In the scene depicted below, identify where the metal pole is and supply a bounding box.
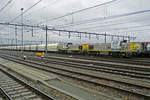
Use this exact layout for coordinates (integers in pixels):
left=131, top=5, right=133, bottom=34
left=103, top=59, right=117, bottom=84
left=89, top=34, right=91, bottom=40
left=111, top=36, right=114, bottom=41
left=21, top=8, right=24, bottom=53
left=32, top=26, right=34, bottom=37
left=15, top=25, right=17, bottom=49
left=11, top=39, right=13, bottom=49
left=80, top=33, right=81, bottom=39
left=117, top=36, right=119, bottom=40
left=59, top=31, right=60, bottom=36
left=45, top=25, right=48, bottom=54
left=104, top=32, right=107, bottom=43
left=123, top=36, right=124, bottom=41
left=0, top=38, right=1, bottom=46
left=68, top=32, right=71, bottom=38
left=128, top=36, right=130, bottom=42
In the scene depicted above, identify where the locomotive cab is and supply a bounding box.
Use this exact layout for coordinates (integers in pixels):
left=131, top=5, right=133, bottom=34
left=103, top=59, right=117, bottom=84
left=81, top=44, right=88, bottom=54
left=111, top=40, right=130, bottom=57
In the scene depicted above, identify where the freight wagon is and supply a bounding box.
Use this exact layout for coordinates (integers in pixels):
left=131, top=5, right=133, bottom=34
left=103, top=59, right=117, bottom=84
left=0, top=41, right=150, bottom=57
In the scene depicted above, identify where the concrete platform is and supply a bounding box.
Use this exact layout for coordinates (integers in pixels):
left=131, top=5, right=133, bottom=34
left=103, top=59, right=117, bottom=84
left=0, top=57, right=121, bottom=100
left=46, top=79, right=118, bottom=100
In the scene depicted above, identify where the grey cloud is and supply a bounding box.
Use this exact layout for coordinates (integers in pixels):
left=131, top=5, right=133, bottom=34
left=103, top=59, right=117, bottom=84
left=0, top=0, right=150, bottom=44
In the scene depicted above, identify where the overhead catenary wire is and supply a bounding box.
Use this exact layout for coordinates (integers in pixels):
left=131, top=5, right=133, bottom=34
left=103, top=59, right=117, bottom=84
left=75, top=18, right=150, bottom=31
left=0, top=17, right=147, bottom=40
left=0, top=0, right=14, bottom=13
left=1, top=0, right=145, bottom=43
left=81, top=23, right=150, bottom=33
left=24, top=0, right=60, bottom=18
left=54, top=9, right=150, bottom=29
left=118, top=28, right=150, bottom=33
left=37, top=0, right=118, bottom=25
left=0, top=0, right=43, bottom=32
left=0, top=22, right=136, bottom=40
left=9, top=0, right=43, bottom=23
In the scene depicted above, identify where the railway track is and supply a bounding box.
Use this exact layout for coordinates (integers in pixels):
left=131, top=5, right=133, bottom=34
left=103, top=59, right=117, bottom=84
left=73, top=56, right=150, bottom=66
left=28, top=51, right=150, bottom=66
left=5, top=50, right=150, bottom=66
left=2, top=51, right=150, bottom=80
left=46, top=53, right=150, bottom=66
left=0, top=66, right=54, bottom=100
left=0, top=54, right=150, bottom=100
left=0, top=85, right=12, bottom=100
left=26, top=55, right=150, bottom=80
left=10, top=52, right=150, bottom=80
left=1, top=50, right=150, bottom=66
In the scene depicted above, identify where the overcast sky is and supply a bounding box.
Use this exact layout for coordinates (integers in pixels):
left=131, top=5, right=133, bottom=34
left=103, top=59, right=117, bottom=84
left=0, top=0, right=150, bottom=44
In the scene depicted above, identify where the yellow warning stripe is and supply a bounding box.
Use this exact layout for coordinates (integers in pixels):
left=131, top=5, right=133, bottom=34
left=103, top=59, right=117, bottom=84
left=67, top=49, right=80, bottom=51
left=88, top=50, right=111, bottom=52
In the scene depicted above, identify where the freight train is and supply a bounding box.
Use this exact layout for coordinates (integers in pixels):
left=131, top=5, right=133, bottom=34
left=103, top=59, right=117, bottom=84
left=0, top=41, right=150, bottom=57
